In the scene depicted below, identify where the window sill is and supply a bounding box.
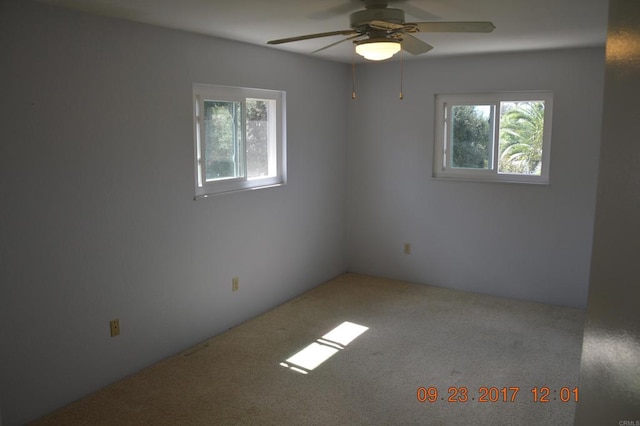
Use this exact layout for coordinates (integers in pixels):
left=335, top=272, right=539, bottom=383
left=194, top=182, right=286, bottom=200
left=432, top=174, right=549, bottom=185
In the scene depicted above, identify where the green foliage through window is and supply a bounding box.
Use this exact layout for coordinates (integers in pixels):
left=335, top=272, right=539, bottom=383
left=451, top=105, right=492, bottom=169
left=246, top=99, right=271, bottom=179
left=204, top=101, right=242, bottom=181
left=498, top=101, right=545, bottom=175
left=434, top=92, right=552, bottom=184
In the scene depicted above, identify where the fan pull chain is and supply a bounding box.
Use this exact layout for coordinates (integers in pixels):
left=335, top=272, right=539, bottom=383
left=352, top=48, right=357, bottom=100
left=399, top=48, right=404, bottom=100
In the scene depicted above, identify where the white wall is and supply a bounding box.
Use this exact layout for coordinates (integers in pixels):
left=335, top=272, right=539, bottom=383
left=347, top=48, right=605, bottom=308
left=0, top=1, right=348, bottom=424
left=575, top=0, right=640, bottom=422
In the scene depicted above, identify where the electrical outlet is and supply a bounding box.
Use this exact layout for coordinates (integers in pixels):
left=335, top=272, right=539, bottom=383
left=404, top=243, right=411, bottom=255
left=109, top=319, right=120, bottom=337
left=232, top=277, right=239, bottom=292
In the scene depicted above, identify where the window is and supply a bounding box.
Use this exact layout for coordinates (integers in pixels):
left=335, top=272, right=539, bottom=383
left=193, top=83, right=286, bottom=197
left=433, top=91, right=553, bottom=184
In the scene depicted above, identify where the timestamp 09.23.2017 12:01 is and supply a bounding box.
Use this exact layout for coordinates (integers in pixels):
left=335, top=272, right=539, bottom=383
left=416, top=386, right=579, bottom=403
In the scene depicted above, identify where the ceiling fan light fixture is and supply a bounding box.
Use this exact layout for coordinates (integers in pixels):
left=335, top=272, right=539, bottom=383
left=355, top=38, right=401, bottom=61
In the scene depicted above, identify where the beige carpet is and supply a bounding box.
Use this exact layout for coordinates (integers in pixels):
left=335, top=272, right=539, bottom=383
left=32, top=273, right=585, bottom=425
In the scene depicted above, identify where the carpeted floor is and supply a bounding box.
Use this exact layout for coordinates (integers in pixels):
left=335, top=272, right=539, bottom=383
left=32, top=273, right=585, bottom=425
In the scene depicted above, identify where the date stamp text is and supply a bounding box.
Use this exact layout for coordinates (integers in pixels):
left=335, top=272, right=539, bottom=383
left=416, top=386, right=579, bottom=403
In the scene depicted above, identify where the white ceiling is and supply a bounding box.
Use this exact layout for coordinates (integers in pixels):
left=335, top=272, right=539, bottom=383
left=37, top=0, right=609, bottom=63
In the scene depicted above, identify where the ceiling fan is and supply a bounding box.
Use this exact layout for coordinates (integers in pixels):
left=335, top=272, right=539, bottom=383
left=267, top=0, right=495, bottom=61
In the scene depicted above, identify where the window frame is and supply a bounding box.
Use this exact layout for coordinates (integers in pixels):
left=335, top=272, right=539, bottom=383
left=193, top=83, right=286, bottom=198
left=433, top=91, right=553, bottom=184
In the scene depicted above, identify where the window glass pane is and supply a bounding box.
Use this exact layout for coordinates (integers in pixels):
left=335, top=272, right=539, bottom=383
left=203, top=100, right=243, bottom=181
left=498, top=101, right=545, bottom=176
left=246, top=98, right=276, bottom=179
left=450, top=105, right=493, bottom=169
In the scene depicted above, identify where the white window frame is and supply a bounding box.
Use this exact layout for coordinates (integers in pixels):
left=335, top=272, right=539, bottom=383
left=193, top=83, right=286, bottom=198
left=433, top=91, right=553, bottom=184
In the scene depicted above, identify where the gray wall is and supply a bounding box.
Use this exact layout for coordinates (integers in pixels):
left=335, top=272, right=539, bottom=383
left=347, top=48, right=605, bottom=308
left=575, top=0, right=640, bottom=423
left=0, top=1, right=348, bottom=424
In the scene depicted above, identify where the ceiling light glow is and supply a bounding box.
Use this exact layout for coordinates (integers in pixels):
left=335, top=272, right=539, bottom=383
left=356, top=39, right=401, bottom=61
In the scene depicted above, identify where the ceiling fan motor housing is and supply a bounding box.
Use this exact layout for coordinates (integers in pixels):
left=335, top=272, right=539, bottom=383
left=350, top=8, right=405, bottom=29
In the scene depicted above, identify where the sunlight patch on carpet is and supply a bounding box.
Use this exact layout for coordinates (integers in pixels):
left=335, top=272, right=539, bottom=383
left=280, top=321, right=369, bottom=374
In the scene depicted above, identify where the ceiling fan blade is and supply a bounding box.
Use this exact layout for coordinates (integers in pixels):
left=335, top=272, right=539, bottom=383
left=268, top=30, right=358, bottom=45
left=312, top=34, right=364, bottom=54
left=401, top=33, right=434, bottom=55
left=369, top=20, right=405, bottom=31
left=411, top=21, right=496, bottom=33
